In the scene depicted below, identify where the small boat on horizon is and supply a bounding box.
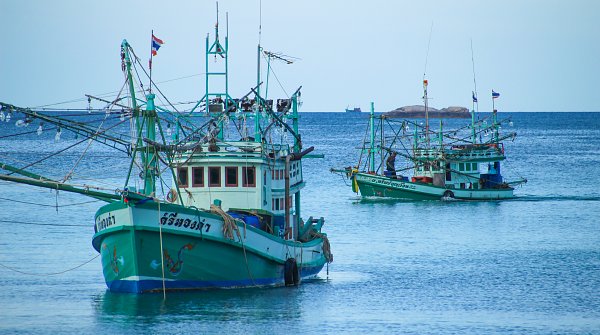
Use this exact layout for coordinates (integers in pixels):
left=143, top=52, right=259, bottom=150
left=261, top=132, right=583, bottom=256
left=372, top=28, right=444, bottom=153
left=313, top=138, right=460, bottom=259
left=345, top=106, right=361, bottom=113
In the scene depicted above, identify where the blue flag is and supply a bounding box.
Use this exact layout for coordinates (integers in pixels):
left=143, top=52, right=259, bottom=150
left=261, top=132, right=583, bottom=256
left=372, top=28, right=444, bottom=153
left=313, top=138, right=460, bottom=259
left=492, top=90, right=500, bottom=99
left=472, top=91, right=478, bottom=103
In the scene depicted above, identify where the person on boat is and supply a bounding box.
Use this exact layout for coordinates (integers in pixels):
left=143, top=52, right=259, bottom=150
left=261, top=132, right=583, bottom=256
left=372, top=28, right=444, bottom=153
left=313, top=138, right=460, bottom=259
left=385, top=152, right=397, bottom=178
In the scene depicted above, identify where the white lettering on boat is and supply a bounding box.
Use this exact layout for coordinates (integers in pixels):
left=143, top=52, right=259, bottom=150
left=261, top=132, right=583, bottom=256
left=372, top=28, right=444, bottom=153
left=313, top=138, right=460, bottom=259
left=362, top=176, right=417, bottom=190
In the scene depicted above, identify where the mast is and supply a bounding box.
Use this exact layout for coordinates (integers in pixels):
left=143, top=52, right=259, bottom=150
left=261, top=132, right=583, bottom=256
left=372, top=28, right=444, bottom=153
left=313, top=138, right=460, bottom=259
left=122, top=39, right=157, bottom=196
left=291, top=88, right=301, bottom=153
left=369, top=102, right=375, bottom=172
left=423, top=79, right=430, bottom=147
left=144, top=93, right=157, bottom=196
left=255, top=0, right=262, bottom=142
left=492, top=90, right=499, bottom=142
left=471, top=95, right=476, bottom=143
left=470, top=39, right=478, bottom=144
left=204, top=3, right=230, bottom=140
left=421, top=22, right=433, bottom=149
left=439, top=119, right=443, bottom=147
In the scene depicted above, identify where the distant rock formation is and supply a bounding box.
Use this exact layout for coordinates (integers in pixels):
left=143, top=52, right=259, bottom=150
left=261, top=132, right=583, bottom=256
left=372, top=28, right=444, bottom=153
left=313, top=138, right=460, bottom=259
left=385, top=105, right=470, bottom=118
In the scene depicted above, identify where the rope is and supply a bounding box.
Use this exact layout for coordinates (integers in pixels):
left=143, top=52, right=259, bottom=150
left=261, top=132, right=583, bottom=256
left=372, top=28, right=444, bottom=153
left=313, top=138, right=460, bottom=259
left=0, top=254, right=99, bottom=276
left=210, top=204, right=244, bottom=240
left=311, top=232, right=333, bottom=263
left=158, top=201, right=166, bottom=299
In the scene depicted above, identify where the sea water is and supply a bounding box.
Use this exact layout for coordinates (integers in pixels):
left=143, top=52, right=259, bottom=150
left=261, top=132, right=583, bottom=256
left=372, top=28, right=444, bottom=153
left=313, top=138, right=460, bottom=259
left=0, top=112, right=599, bottom=334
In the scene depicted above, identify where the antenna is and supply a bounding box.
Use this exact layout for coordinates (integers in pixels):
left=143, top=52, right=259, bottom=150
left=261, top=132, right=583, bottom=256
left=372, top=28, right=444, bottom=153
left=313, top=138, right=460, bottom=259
left=258, top=0, right=262, bottom=45
left=470, top=39, right=478, bottom=113
left=423, top=22, right=434, bottom=80
left=422, top=22, right=433, bottom=148
left=470, top=39, right=479, bottom=143
left=264, top=51, right=298, bottom=64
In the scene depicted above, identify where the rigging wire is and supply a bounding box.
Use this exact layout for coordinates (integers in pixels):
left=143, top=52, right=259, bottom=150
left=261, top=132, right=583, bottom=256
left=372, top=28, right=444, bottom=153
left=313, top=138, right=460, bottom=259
left=261, top=52, right=290, bottom=98
left=63, top=83, right=128, bottom=182
left=5, top=116, right=131, bottom=179
left=0, top=253, right=99, bottom=276
left=30, top=73, right=203, bottom=110
left=0, top=197, right=100, bottom=208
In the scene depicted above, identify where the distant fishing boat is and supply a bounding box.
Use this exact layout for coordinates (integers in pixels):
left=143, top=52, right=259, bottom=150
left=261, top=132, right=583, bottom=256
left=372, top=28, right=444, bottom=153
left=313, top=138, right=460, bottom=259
left=345, top=106, right=361, bottom=113
left=332, top=80, right=527, bottom=200
left=0, top=10, right=331, bottom=293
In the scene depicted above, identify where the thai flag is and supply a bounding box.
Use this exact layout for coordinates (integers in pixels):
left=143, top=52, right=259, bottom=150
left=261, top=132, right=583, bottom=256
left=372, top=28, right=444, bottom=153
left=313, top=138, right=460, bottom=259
left=151, top=34, right=164, bottom=56
left=492, top=90, right=500, bottom=99
left=472, top=91, right=478, bottom=103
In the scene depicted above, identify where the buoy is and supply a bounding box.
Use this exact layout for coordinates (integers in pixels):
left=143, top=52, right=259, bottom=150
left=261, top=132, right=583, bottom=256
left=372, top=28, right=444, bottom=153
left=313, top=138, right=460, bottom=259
left=166, top=188, right=178, bottom=203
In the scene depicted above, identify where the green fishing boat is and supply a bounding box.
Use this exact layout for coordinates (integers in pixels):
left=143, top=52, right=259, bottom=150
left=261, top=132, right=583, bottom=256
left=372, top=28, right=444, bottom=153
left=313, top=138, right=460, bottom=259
left=333, top=80, right=527, bottom=200
left=0, top=12, right=331, bottom=293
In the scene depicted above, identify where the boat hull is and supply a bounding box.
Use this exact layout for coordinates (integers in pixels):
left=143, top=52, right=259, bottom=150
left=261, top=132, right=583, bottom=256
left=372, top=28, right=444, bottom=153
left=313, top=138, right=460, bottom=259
left=354, top=173, right=514, bottom=200
left=92, top=202, right=328, bottom=293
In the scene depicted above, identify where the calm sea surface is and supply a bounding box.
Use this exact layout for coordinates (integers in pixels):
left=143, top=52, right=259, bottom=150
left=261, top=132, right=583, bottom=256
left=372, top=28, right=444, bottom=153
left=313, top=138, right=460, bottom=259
left=0, top=112, right=599, bottom=334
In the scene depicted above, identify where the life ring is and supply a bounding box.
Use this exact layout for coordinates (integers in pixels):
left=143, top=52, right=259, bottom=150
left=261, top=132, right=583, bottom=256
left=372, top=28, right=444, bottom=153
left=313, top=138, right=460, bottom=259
left=166, top=188, right=178, bottom=203
left=284, top=258, right=299, bottom=286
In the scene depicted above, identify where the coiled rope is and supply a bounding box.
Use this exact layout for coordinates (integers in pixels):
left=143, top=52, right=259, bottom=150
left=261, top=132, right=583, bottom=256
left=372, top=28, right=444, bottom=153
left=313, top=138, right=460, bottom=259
left=309, top=231, right=333, bottom=263
left=210, top=204, right=245, bottom=240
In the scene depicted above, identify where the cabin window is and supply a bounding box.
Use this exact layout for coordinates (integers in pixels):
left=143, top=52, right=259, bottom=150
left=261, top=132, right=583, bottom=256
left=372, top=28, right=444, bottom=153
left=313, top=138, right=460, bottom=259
left=177, top=167, right=188, bottom=188
left=472, top=163, right=478, bottom=171
left=225, top=167, right=238, bottom=187
left=275, top=198, right=280, bottom=211
left=466, top=163, right=471, bottom=171
left=208, top=167, right=221, bottom=187
left=242, top=167, right=256, bottom=187
left=192, top=167, right=204, bottom=187
left=459, top=163, right=465, bottom=171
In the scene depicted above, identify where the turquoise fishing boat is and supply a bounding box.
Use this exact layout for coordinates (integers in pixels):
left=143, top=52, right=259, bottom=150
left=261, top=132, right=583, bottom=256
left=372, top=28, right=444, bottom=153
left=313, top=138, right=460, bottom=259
left=0, top=13, right=331, bottom=293
left=333, top=80, right=527, bottom=200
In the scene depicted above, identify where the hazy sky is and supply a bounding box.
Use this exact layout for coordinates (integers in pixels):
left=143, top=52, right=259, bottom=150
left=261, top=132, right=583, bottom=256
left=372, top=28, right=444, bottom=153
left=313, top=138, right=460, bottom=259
left=1, top=0, right=599, bottom=112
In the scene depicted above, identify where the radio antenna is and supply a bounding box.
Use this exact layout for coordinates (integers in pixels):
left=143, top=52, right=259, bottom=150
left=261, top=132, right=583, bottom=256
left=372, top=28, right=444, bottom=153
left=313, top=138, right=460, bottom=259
left=423, top=22, right=434, bottom=80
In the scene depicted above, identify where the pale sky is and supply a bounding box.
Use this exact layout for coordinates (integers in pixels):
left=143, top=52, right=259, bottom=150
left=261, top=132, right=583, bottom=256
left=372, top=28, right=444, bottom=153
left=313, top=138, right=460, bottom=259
left=1, top=0, right=599, bottom=112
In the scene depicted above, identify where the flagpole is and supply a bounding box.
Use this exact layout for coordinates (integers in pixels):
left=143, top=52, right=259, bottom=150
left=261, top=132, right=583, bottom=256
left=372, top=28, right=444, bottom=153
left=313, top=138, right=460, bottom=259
left=492, top=90, right=497, bottom=142
left=149, top=30, right=153, bottom=94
